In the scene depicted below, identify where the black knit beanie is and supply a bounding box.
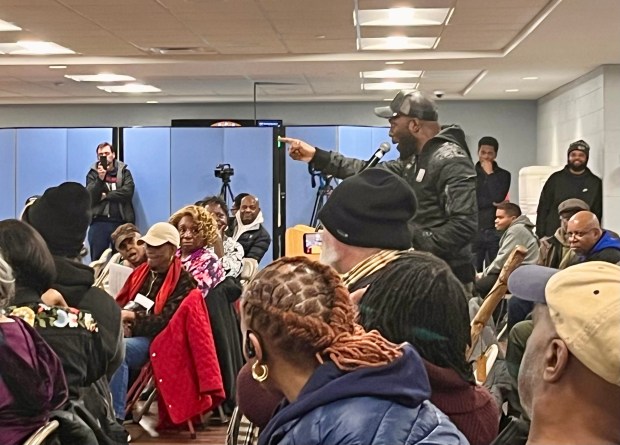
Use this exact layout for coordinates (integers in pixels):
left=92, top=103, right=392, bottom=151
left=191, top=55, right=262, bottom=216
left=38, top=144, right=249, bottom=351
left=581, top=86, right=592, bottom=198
left=567, top=139, right=590, bottom=159
left=318, top=168, right=417, bottom=250
left=26, top=182, right=92, bottom=258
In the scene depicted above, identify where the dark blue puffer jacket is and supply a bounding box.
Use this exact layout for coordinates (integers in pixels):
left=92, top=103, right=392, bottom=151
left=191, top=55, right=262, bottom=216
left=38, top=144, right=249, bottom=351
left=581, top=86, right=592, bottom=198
left=259, top=345, right=469, bottom=445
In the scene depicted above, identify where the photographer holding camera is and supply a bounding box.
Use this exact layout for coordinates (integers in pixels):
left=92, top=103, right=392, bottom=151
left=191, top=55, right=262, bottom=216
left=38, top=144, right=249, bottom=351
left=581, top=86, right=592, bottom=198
left=86, top=142, right=136, bottom=261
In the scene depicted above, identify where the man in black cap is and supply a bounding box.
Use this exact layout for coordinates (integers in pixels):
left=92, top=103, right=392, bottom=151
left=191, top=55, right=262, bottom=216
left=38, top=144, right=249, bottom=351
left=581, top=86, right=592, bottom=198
left=536, top=140, right=602, bottom=238
left=281, top=90, right=477, bottom=285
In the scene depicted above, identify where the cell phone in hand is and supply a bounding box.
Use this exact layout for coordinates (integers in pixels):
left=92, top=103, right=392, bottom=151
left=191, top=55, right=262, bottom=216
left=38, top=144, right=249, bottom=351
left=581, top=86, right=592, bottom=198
left=99, top=155, right=108, bottom=170
left=303, top=232, right=322, bottom=254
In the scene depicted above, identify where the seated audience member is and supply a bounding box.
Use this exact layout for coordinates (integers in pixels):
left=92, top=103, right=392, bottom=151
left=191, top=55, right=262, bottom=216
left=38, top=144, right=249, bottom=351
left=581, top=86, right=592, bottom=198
left=231, top=194, right=271, bottom=263
left=567, top=210, right=620, bottom=264
left=475, top=202, right=539, bottom=297
left=23, top=182, right=123, bottom=377
left=359, top=253, right=499, bottom=445
left=169, top=205, right=224, bottom=295
left=200, top=196, right=244, bottom=278
left=0, top=220, right=103, bottom=396
left=171, top=204, right=243, bottom=414
left=508, top=262, right=620, bottom=445
left=538, top=198, right=589, bottom=268
left=241, top=256, right=468, bottom=445
left=0, top=252, right=68, bottom=445
left=94, top=223, right=146, bottom=291
left=111, top=222, right=197, bottom=421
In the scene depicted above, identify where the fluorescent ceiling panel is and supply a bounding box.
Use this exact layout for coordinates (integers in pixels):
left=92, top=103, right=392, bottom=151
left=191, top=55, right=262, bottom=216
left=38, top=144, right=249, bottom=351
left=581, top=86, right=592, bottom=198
left=65, top=74, right=136, bottom=82
left=356, top=8, right=450, bottom=27
left=361, top=69, right=423, bottom=79
left=0, top=19, right=21, bottom=31
left=362, top=81, right=418, bottom=90
left=0, top=41, right=75, bottom=55
left=97, top=84, right=161, bottom=93
left=359, top=37, right=436, bottom=50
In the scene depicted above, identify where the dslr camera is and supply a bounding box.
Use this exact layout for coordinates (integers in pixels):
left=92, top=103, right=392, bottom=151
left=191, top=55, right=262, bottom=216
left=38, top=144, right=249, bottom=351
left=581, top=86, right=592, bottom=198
left=214, top=163, right=234, bottom=181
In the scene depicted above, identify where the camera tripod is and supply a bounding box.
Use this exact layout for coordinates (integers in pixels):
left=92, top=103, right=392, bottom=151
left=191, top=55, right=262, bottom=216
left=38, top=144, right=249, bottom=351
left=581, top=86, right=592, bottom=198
left=219, top=178, right=235, bottom=207
left=309, top=174, right=335, bottom=229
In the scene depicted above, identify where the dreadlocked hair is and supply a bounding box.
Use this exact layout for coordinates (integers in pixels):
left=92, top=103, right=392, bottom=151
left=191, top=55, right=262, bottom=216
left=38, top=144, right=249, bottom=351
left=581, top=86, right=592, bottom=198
left=357, top=251, right=474, bottom=383
left=242, top=256, right=402, bottom=372
left=169, top=205, right=219, bottom=247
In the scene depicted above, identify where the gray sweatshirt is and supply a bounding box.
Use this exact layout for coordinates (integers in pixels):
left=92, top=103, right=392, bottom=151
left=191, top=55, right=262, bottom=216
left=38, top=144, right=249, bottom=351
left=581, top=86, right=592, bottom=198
left=483, top=215, right=539, bottom=276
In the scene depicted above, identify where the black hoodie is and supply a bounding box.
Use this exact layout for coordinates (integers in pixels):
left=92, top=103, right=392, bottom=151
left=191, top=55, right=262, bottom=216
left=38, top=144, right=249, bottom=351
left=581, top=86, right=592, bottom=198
left=312, top=125, right=477, bottom=283
left=51, top=256, right=123, bottom=378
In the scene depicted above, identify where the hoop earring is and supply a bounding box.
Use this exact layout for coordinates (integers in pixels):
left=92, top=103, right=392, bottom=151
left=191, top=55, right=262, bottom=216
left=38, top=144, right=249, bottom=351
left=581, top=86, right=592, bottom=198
left=251, top=361, right=269, bottom=383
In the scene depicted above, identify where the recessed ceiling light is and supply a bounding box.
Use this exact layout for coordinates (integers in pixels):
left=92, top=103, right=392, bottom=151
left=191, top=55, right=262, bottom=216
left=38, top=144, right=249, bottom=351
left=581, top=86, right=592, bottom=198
left=13, top=41, right=75, bottom=55
left=97, top=83, right=161, bottom=93
left=360, top=36, right=437, bottom=50
left=65, top=74, right=136, bottom=82
left=361, top=69, right=423, bottom=79
left=385, top=61, right=404, bottom=65
left=362, top=81, right=418, bottom=90
left=505, top=89, right=520, bottom=93
left=522, top=76, right=539, bottom=80
left=356, top=8, right=450, bottom=26
left=0, top=19, right=21, bottom=32
left=315, top=35, right=326, bottom=39
left=146, top=100, right=159, bottom=104
left=49, top=65, right=67, bottom=69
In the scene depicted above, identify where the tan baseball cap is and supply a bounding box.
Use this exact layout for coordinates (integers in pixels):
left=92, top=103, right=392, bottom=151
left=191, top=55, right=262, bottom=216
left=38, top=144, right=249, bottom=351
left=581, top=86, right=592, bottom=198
left=509, top=262, right=620, bottom=386
left=138, top=222, right=180, bottom=248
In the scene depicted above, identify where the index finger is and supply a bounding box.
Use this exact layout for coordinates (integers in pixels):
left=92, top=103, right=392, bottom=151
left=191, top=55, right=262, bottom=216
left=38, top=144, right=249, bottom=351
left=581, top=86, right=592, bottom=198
left=278, top=137, right=296, bottom=145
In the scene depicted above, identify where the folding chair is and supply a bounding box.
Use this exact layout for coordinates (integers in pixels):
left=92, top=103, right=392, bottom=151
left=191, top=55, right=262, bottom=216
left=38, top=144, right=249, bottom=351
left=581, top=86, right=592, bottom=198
left=226, top=406, right=259, bottom=445
left=125, top=362, right=198, bottom=439
left=469, top=245, right=528, bottom=383
left=22, top=420, right=60, bottom=445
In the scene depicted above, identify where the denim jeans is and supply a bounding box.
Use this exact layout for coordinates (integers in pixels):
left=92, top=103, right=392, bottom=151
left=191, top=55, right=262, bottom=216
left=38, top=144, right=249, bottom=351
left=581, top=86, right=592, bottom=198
left=108, top=336, right=151, bottom=420
left=474, top=228, right=501, bottom=272
left=88, top=220, right=123, bottom=261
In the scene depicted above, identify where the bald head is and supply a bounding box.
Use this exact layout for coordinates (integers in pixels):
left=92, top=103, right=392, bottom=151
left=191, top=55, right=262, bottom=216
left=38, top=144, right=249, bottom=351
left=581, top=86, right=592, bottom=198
left=240, top=195, right=260, bottom=225
left=567, top=211, right=602, bottom=255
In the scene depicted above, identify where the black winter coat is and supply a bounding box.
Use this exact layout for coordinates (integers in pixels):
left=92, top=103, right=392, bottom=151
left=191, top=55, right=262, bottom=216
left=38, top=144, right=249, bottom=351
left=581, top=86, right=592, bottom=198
left=312, top=126, right=478, bottom=281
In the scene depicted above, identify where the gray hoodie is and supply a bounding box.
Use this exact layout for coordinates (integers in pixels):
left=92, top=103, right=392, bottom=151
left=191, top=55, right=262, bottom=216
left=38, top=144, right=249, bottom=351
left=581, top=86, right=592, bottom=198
left=483, top=215, right=539, bottom=276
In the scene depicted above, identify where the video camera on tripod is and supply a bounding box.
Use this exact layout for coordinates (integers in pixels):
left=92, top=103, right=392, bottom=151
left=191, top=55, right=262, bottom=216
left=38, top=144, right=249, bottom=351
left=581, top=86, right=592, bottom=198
left=214, top=163, right=234, bottom=182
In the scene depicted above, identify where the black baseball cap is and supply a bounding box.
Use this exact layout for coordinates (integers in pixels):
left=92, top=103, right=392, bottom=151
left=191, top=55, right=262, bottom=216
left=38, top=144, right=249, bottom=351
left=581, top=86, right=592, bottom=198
left=374, top=90, right=438, bottom=121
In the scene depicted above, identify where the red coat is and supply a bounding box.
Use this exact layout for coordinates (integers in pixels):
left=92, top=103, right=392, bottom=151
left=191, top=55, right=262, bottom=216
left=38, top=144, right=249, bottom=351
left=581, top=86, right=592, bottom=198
left=150, top=289, right=225, bottom=425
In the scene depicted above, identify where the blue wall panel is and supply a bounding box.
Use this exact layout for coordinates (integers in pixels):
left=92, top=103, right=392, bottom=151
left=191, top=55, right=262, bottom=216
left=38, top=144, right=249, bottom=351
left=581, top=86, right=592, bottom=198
left=123, top=128, right=171, bottom=232
left=67, top=128, right=114, bottom=183
left=284, top=127, right=338, bottom=229
left=15, top=129, right=68, bottom=211
left=170, top=128, right=225, bottom=212
left=0, top=130, right=16, bottom=219
left=223, top=128, right=274, bottom=265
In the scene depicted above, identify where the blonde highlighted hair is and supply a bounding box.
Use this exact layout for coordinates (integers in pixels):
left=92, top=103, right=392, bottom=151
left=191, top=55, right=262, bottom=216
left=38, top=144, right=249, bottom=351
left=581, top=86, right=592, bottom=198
left=169, top=205, right=219, bottom=247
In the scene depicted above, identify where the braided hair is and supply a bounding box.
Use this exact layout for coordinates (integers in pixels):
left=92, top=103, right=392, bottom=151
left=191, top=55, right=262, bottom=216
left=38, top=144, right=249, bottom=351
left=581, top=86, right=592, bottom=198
left=242, top=256, right=402, bottom=371
left=357, top=251, right=474, bottom=382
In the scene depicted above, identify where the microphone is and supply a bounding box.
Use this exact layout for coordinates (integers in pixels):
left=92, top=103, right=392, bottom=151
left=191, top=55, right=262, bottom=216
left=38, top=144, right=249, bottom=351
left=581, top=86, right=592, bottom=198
left=361, top=142, right=391, bottom=171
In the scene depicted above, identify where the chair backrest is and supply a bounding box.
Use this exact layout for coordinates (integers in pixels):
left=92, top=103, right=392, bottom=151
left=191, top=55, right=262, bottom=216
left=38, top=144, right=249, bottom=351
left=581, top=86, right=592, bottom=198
left=22, top=420, right=60, bottom=445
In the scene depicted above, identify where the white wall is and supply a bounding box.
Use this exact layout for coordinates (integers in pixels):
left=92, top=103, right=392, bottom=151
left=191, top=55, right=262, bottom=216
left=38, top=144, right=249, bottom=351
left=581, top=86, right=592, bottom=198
left=537, top=65, right=620, bottom=232
left=0, top=100, right=537, bottom=203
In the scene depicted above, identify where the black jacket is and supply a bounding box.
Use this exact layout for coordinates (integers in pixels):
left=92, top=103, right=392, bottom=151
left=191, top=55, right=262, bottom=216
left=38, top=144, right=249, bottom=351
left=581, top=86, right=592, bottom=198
left=536, top=166, right=602, bottom=238
left=312, top=126, right=478, bottom=281
left=86, top=160, right=135, bottom=223
left=230, top=213, right=272, bottom=262
left=50, top=256, right=123, bottom=378
left=476, top=162, right=511, bottom=230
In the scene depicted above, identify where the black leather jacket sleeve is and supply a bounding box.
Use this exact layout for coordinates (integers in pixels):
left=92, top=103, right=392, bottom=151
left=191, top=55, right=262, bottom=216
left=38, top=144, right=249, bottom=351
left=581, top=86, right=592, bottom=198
left=411, top=158, right=478, bottom=258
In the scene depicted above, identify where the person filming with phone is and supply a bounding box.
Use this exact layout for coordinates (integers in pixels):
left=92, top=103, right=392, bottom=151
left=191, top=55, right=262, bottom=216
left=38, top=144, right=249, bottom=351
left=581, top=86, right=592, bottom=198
left=86, top=142, right=136, bottom=261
